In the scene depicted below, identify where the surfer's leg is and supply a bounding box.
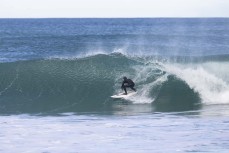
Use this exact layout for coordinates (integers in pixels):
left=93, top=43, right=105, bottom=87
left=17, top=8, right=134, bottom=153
left=130, top=85, right=136, bottom=92
left=130, top=87, right=136, bottom=92
left=123, top=85, right=127, bottom=95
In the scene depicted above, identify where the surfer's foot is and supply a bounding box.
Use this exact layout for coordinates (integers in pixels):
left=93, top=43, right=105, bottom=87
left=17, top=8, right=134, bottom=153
left=123, top=93, right=127, bottom=95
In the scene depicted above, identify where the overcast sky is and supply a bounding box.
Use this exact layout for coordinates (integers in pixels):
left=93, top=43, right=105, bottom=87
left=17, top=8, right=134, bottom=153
left=0, top=0, right=229, bottom=18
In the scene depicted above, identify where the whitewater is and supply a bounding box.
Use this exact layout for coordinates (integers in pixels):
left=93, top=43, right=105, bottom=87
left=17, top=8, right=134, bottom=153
left=0, top=18, right=229, bottom=152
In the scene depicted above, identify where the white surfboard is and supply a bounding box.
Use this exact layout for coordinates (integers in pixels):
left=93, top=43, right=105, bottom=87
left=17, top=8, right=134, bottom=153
left=111, top=91, right=137, bottom=99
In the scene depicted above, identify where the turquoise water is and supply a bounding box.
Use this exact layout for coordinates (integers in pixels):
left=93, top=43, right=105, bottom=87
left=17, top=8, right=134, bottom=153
left=0, top=18, right=229, bottom=152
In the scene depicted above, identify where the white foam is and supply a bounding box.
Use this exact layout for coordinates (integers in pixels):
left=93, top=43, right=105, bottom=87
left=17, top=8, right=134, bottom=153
left=112, top=48, right=128, bottom=56
left=47, top=49, right=108, bottom=60
left=163, top=62, right=229, bottom=104
left=80, top=49, right=107, bottom=57
left=129, top=74, right=168, bottom=104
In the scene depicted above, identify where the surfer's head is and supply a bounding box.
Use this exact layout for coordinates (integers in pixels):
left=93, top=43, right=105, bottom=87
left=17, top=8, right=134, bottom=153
left=123, top=76, right=127, bottom=80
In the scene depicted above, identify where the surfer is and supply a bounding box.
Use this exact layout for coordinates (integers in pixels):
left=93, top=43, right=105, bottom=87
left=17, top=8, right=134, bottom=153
left=121, top=77, right=136, bottom=95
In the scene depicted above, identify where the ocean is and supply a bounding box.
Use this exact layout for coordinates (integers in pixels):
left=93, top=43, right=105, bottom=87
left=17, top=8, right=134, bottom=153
left=0, top=18, right=229, bottom=152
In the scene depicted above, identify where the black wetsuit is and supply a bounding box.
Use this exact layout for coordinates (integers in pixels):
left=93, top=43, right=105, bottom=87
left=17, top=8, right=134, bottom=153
left=121, top=78, right=136, bottom=94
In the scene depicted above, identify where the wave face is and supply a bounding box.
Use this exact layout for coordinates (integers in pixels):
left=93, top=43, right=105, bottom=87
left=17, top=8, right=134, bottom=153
left=0, top=54, right=139, bottom=113
left=1, top=53, right=229, bottom=114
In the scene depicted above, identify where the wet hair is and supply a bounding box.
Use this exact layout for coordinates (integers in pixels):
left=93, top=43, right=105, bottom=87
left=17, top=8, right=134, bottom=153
left=123, top=76, right=127, bottom=80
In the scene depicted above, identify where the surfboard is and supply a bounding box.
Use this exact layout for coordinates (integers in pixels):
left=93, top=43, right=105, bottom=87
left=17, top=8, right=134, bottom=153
left=111, top=91, right=137, bottom=99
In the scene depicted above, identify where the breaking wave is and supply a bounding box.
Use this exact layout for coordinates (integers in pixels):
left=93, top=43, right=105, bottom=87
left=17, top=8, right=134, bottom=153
left=0, top=53, right=229, bottom=114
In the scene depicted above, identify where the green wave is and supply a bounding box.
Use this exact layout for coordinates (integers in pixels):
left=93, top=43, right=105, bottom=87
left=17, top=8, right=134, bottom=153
left=4, top=53, right=228, bottom=114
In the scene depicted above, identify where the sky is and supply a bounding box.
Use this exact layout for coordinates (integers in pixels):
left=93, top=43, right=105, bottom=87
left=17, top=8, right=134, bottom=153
left=0, top=0, right=229, bottom=18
